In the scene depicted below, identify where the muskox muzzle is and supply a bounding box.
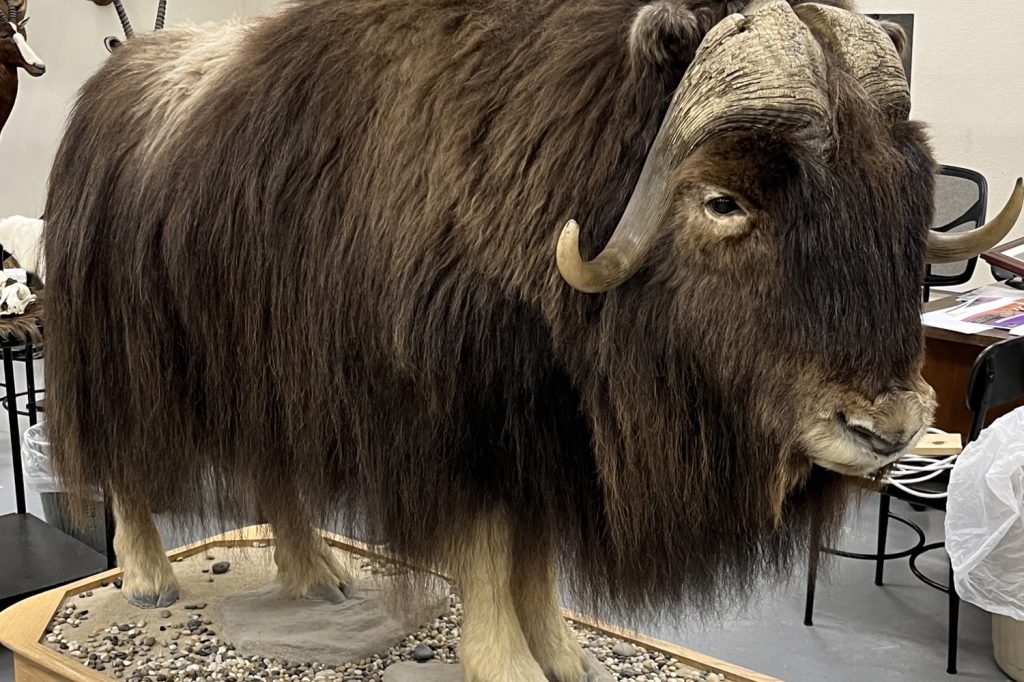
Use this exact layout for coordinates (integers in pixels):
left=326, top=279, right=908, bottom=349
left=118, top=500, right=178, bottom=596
left=804, top=378, right=937, bottom=476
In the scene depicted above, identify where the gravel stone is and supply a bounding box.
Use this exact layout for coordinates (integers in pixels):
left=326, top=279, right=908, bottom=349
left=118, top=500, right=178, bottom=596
left=612, top=642, right=637, bottom=658
left=411, top=643, right=434, bottom=662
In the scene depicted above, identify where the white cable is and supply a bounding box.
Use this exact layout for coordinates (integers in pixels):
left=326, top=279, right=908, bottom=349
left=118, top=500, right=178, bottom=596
left=884, top=461, right=955, bottom=476
left=876, top=441, right=960, bottom=499
left=886, top=480, right=951, bottom=500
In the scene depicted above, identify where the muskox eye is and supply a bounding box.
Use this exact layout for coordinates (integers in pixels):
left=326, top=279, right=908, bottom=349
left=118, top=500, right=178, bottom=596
left=706, top=196, right=744, bottom=217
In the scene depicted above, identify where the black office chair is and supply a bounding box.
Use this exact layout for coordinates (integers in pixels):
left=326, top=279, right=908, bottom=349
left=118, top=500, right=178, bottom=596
left=804, top=335, right=1024, bottom=675
left=923, top=166, right=988, bottom=302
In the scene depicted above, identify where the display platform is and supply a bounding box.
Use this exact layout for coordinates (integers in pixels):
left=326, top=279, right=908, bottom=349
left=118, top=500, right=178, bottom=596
left=0, top=526, right=780, bottom=682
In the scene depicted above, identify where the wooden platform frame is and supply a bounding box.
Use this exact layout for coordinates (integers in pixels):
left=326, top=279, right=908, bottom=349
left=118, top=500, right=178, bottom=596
left=0, top=525, right=781, bottom=682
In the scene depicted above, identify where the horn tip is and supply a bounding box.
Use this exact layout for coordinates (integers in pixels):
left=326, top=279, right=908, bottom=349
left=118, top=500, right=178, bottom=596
left=556, top=219, right=594, bottom=293
left=557, top=219, right=582, bottom=261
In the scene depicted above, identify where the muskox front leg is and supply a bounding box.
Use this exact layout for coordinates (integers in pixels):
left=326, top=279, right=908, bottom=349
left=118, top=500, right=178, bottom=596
left=510, top=529, right=614, bottom=682
left=112, top=493, right=180, bottom=608
left=453, top=509, right=548, bottom=682
left=262, top=503, right=356, bottom=603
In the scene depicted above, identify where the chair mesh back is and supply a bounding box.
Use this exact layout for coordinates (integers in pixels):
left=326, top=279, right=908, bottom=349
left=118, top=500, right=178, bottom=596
left=927, top=167, right=987, bottom=286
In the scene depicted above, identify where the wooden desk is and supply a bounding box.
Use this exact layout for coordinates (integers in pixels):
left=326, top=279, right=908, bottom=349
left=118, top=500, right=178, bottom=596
left=923, top=290, right=1023, bottom=435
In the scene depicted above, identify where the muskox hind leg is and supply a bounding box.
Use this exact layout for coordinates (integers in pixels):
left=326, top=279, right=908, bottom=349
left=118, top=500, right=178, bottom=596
left=112, top=493, right=180, bottom=608
left=261, top=502, right=356, bottom=603
left=452, top=508, right=548, bottom=682
left=510, top=527, right=614, bottom=682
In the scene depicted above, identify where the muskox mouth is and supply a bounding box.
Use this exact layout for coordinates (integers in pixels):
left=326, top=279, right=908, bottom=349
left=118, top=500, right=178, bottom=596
left=835, top=411, right=911, bottom=458
left=798, top=381, right=935, bottom=478
left=804, top=413, right=926, bottom=478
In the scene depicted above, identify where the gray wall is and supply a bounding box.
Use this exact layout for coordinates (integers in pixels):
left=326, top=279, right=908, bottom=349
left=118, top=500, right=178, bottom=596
left=858, top=0, right=1024, bottom=288
left=0, top=0, right=280, bottom=217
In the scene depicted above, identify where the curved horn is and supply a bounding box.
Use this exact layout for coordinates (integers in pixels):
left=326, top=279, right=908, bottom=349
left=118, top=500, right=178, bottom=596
left=112, top=0, right=134, bottom=38
left=927, top=179, right=1024, bottom=264
left=793, top=3, right=910, bottom=121
left=5, top=0, right=16, bottom=23
left=557, top=1, right=830, bottom=293
left=155, top=0, right=167, bottom=30
left=556, top=141, right=675, bottom=294
left=0, top=8, right=7, bottom=23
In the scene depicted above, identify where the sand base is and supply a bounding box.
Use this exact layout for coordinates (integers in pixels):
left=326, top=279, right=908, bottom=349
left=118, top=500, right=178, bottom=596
left=383, top=660, right=464, bottom=681
left=44, top=544, right=715, bottom=681
left=221, top=581, right=446, bottom=664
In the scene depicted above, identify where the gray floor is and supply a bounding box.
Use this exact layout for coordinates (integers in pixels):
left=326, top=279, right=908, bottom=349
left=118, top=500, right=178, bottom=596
left=0, top=358, right=1012, bottom=680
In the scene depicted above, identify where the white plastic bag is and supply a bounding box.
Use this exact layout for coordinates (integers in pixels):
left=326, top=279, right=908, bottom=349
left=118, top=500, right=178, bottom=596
left=20, top=421, right=63, bottom=494
left=21, top=422, right=102, bottom=499
left=946, top=408, right=1024, bottom=619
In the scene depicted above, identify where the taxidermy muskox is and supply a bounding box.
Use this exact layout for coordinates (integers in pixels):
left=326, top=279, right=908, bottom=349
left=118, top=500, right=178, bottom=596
left=46, top=0, right=1022, bottom=680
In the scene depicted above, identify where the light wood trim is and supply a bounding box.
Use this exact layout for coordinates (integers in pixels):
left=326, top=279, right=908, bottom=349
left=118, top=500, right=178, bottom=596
left=14, top=657, right=77, bottom=682
left=564, top=612, right=782, bottom=682
left=909, top=433, right=963, bottom=457
left=0, top=526, right=776, bottom=682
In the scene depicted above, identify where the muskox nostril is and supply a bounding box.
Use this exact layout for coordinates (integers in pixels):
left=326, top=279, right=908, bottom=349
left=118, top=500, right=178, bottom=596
left=836, top=412, right=909, bottom=457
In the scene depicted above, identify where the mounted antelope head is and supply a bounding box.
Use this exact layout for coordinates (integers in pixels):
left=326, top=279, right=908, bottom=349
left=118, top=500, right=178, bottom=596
left=0, top=0, right=45, bottom=133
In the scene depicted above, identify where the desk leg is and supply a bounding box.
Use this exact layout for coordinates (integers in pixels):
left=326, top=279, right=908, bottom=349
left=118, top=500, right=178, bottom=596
left=4, top=346, right=25, bottom=515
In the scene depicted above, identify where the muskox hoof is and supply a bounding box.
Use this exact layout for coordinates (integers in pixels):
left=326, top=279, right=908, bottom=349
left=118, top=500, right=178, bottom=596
left=581, top=652, right=615, bottom=682
left=127, top=584, right=179, bottom=609
left=305, top=582, right=348, bottom=604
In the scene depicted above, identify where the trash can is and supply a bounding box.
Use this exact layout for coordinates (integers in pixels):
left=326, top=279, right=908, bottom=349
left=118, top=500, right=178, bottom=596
left=994, top=614, right=1024, bottom=681
left=22, top=422, right=107, bottom=554
left=946, top=408, right=1024, bottom=681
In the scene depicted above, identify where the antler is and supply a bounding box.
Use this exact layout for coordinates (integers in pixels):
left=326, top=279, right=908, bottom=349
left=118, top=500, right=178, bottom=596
left=111, top=0, right=134, bottom=38
left=155, top=0, right=166, bottom=30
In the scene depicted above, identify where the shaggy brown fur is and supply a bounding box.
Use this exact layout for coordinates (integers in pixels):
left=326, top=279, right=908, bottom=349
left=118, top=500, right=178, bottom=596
left=0, top=299, right=41, bottom=344
left=46, top=0, right=933, bottom=624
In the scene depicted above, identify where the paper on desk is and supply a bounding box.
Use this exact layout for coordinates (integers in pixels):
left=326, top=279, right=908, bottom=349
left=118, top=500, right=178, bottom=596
left=945, top=295, right=1019, bottom=319
left=1011, top=325, right=1024, bottom=337
left=921, top=310, right=994, bottom=334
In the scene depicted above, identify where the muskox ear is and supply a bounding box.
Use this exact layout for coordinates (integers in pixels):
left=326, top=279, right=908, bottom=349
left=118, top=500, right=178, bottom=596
left=876, top=19, right=908, bottom=57
left=628, top=2, right=725, bottom=81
